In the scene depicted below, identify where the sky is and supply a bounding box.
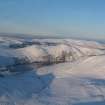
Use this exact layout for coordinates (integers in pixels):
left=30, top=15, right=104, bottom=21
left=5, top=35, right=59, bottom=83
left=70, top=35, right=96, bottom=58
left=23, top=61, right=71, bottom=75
left=0, top=0, right=105, bottom=39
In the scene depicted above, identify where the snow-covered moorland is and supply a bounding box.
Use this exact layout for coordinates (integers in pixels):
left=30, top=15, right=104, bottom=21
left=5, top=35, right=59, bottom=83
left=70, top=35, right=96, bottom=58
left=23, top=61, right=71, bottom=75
left=0, top=36, right=105, bottom=105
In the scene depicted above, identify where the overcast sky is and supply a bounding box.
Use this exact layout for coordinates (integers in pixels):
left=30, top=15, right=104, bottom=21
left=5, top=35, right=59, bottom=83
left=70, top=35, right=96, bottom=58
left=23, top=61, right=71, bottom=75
left=0, top=0, right=105, bottom=39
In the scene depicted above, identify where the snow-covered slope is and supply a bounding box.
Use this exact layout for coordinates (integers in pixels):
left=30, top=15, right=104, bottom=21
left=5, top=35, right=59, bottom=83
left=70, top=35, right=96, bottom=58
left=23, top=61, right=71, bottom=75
left=14, top=45, right=49, bottom=63
left=37, top=55, right=105, bottom=105
left=0, top=45, right=49, bottom=67
left=0, top=55, right=105, bottom=105
left=45, top=43, right=105, bottom=62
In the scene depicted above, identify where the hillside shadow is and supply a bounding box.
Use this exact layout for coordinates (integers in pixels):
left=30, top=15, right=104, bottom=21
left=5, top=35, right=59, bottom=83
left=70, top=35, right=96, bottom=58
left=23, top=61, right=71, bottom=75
left=88, top=78, right=105, bottom=86
left=83, top=78, right=105, bottom=87
left=0, top=64, right=54, bottom=103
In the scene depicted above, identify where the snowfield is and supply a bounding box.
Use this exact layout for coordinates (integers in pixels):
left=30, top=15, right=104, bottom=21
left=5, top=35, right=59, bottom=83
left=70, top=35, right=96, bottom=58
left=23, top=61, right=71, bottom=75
left=0, top=36, right=105, bottom=105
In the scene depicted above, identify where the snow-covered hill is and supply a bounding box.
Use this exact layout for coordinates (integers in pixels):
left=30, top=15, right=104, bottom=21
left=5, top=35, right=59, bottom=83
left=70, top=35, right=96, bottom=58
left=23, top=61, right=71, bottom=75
left=0, top=36, right=105, bottom=67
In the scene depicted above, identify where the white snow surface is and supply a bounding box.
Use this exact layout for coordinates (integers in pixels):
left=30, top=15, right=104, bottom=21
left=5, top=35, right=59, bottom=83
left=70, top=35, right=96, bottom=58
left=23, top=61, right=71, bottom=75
left=0, top=36, right=105, bottom=105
